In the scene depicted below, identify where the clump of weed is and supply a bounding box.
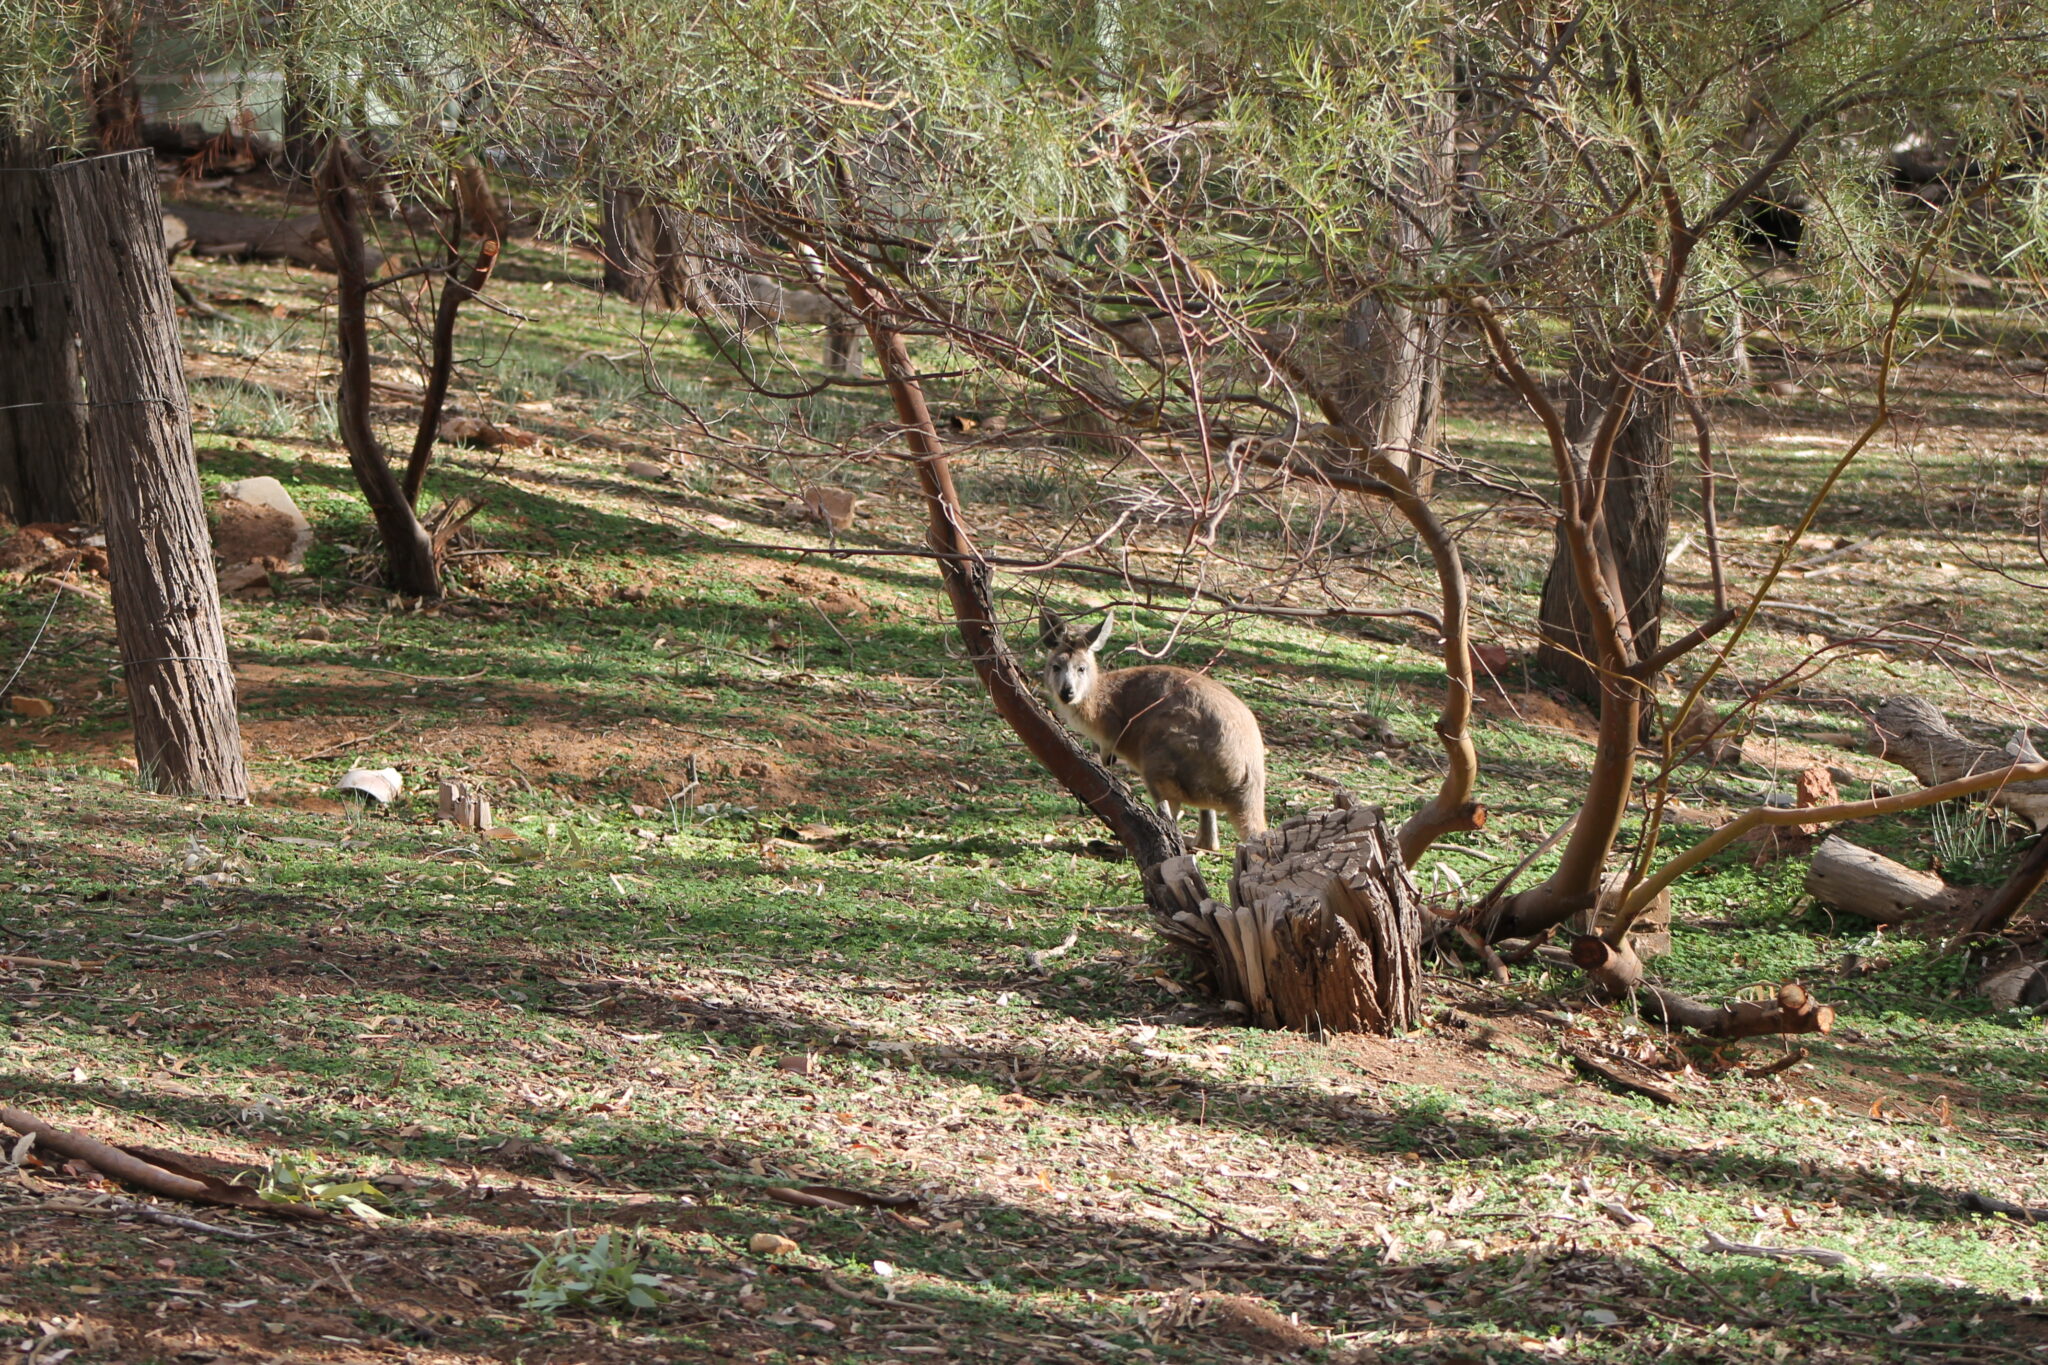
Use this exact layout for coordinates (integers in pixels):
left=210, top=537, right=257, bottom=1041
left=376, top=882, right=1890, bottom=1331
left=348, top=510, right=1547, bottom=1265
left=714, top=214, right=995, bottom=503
left=258, top=1153, right=389, bottom=1223
left=516, top=1230, right=669, bottom=1315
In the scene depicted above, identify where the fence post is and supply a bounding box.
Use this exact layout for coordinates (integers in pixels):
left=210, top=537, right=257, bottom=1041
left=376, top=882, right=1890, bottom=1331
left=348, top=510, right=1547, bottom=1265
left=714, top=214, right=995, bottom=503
left=50, top=150, right=247, bottom=801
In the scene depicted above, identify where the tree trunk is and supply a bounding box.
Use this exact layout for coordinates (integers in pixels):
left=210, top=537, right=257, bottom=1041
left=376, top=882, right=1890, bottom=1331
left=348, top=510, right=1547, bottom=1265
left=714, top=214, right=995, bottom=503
left=1334, top=67, right=1453, bottom=490
left=0, top=137, right=93, bottom=525
left=1868, top=697, right=2048, bottom=832
left=598, top=189, right=754, bottom=325
left=453, top=163, right=508, bottom=246
left=51, top=151, right=248, bottom=801
left=277, top=83, right=320, bottom=186
left=1536, top=369, right=1672, bottom=707
left=824, top=316, right=861, bottom=375
left=314, top=141, right=440, bottom=598
left=835, top=264, right=1208, bottom=944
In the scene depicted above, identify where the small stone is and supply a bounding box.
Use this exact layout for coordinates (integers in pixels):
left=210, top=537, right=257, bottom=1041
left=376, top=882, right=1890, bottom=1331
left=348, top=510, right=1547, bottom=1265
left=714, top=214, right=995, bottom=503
left=749, top=1233, right=800, bottom=1256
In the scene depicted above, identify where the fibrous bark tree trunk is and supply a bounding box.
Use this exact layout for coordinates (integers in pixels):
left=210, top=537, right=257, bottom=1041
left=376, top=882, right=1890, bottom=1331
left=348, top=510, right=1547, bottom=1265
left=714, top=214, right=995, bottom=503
left=0, top=137, right=93, bottom=525
left=1334, top=60, right=1454, bottom=491
left=51, top=151, right=247, bottom=801
left=599, top=189, right=755, bottom=326
left=1536, top=369, right=1673, bottom=707
left=82, top=5, right=143, bottom=153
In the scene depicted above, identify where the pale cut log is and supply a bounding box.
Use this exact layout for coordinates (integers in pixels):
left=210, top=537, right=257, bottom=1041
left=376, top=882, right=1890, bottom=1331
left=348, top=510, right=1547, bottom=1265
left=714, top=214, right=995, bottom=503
left=1805, top=835, right=1975, bottom=923
left=1870, top=698, right=2048, bottom=831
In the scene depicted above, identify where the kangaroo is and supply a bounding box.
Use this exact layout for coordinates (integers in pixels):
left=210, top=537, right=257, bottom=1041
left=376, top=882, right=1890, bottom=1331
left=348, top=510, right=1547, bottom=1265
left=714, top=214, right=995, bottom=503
left=1037, top=609, right=1267, bottom=851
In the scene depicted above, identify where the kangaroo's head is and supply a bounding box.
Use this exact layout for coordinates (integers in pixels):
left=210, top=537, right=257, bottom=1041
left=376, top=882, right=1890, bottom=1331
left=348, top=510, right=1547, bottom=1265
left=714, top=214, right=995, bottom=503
left=1038, top=608, right=1114, bottom=707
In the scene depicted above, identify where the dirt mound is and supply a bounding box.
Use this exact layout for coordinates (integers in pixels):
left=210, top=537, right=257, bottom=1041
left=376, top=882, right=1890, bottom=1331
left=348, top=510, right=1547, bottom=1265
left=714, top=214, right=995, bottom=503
left=212, top=497, right=300, bottom=564
left=0, top=524, right=107, bottom=578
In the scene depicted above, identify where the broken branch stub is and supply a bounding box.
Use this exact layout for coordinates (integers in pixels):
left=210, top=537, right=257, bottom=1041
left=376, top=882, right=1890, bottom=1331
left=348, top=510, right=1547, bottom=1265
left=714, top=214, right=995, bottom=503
left=1153, top=801, right=1424, bottom=1034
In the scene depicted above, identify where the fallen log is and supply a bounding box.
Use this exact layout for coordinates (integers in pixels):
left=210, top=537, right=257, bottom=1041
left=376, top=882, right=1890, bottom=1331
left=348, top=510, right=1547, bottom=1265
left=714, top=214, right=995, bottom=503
left=1569, top=936, right=1834, bottom=1039
left=1961, top=1191, right=2048, bottom=1223
left=0, top=1106, right=329, bottom=1222
left=163, top=203, right=382, bottom=274
left=1869, top=698, right=2048, bottom=832
left=1804, top=834, right=1979, bottom=924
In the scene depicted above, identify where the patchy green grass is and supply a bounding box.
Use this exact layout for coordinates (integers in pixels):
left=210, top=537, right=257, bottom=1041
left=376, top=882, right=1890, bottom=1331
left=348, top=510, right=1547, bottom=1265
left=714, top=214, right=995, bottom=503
left=0, top=225, right=2044, bottom=1364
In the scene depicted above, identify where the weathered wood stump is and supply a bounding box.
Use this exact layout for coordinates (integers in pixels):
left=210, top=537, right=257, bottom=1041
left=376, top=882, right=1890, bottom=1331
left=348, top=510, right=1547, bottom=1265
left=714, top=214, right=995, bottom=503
left=1145, top=799, right=1424, bottom=1034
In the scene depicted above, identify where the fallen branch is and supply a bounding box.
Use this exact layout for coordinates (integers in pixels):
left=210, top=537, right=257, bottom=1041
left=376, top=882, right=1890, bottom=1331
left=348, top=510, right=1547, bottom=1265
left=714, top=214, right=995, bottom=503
left=1025, top=927, right=1080, bottom=971
left=1699, top=1227, right=1851, bottom=1268
left=1960, top=1192, right=2048, bottom=1223
left=1740, top=1047, right=1808, bottom=1080
left=1615, top=759, right=2048, bottom=925
left=1957, top=833, right=2048, bottom=942
left=1567, top=1047, right=1678, bottom=1106
left=88, top=1196, right=273, bottom=1241
left=0, top=954, right=107, bottom=971
left=1570, top=936, right=1834, bottom=1038
left=0, top=1106, right=329, bottom=1223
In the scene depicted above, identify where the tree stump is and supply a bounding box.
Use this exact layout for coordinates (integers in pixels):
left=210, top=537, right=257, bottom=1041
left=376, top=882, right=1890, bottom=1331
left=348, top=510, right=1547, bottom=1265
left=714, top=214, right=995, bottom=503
left=1145, top=800, right=1424, bottom=1034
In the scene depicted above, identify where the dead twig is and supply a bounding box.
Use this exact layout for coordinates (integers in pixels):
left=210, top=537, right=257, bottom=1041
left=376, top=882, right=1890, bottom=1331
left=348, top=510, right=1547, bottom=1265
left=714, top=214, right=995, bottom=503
left=1699, top=1226, right=1850, bottom=1267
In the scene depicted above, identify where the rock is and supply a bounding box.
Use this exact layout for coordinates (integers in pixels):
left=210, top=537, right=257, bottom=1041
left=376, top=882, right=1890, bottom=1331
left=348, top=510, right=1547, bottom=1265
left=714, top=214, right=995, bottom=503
left=622, top=459, right=669, bottom=480
left=439, top=415, right=538, bottom=449
left=219, top=478, right=313, bottom=568
left=801, top=485, right=858, bottom=532
left=297, top=623, right=333, bottom=642
left=748, top=1233, right=800, bottom=1256
left=337, top=767, right=404, bottom=804
left=1469, top=642, right=1513, bottom=677
left=7, top=696, right=56, bottom=718
left=216, top=562, right=274, bottom=597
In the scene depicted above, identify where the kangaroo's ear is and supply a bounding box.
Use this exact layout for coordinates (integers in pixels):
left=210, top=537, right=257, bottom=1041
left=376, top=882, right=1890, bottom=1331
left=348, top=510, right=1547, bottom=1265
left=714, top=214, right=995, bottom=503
left=1037, top=608, right=1065, bottom=650
left=1084, top=610, right=1115, bottom=653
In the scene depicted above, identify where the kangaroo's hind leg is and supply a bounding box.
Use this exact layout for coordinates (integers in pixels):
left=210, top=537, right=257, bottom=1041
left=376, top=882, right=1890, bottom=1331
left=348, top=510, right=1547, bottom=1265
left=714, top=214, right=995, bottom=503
left=1196, top=807, right=1221, bottom=852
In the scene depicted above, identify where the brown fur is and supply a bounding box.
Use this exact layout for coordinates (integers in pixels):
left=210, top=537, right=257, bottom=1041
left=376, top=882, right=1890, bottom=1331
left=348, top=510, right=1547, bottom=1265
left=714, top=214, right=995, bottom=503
left=1038, top=609, right=1266, bottom=850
